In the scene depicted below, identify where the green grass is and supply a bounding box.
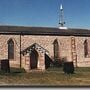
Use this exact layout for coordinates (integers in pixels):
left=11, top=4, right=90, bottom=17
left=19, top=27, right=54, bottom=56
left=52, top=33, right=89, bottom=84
left=0, top=67, right=90, bottom=86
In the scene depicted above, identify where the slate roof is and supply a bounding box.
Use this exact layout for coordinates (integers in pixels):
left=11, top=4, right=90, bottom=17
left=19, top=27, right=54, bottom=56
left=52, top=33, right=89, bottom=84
left=0, top=25, right=90, bottom=36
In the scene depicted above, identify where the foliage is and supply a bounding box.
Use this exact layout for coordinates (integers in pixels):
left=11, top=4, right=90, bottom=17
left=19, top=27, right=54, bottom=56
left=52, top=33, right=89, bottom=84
left=63, top=62, right=74, bottom=74
left=53, top=59, right=62, bottom=67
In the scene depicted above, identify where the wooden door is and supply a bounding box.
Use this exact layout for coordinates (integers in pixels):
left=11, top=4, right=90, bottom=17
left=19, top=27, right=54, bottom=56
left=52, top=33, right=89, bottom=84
left=30, top=50, right=38, bottom=69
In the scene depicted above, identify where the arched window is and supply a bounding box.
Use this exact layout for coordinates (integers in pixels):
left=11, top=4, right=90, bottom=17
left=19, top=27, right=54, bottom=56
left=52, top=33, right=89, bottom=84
left=8, top=39, right=14, bottom=60
left=84, top=39, right=88, bottom=57
left=53, top=39, right=59, bottom=60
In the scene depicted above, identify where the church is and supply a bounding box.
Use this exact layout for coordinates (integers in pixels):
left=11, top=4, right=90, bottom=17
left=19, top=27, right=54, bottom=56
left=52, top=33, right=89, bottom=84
left=0, top=5, right=90, bottom=72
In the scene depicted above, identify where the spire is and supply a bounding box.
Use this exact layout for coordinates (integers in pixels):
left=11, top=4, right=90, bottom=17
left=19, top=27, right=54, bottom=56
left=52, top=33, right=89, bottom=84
left=59, top=4, right=65, bottom=27
left=59, top=4, right=67, bottom=29
left=60, top=4, right=63, bottom=10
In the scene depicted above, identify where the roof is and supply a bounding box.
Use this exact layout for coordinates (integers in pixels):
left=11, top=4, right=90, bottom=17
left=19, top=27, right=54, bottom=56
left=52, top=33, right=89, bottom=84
left=0, top=25, right=90, bottom=36
left=21, top=43, right=49, bottom=55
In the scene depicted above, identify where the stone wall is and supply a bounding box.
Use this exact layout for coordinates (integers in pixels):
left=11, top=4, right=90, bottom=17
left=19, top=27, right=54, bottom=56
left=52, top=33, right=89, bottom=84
left=0, top=34, right=90, bottom=69
left=21, top=35, right=72, bottom=62
left=0, top=35, right=20, bottom=68
left=75, top=36, right=90, bottom=67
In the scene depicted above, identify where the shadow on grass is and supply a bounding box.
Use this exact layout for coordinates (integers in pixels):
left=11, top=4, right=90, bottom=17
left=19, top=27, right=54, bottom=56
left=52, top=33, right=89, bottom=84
left=0, top=67, right=26, bottom=76
left=1, top=67, right=90, bottom=76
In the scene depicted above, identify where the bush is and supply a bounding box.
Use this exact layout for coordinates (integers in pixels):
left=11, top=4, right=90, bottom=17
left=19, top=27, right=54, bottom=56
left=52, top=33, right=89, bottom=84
left=63, top=62, right=74, bottom=74
left=53, top=60, right=62, bottom=67
left=1, top=59, right=10, bottom=73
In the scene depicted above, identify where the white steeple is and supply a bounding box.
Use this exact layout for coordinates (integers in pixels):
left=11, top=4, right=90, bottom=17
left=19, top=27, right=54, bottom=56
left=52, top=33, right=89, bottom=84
left=58, top=4, right=67, bottom=29
left=60, top=4, right=63, bottom=10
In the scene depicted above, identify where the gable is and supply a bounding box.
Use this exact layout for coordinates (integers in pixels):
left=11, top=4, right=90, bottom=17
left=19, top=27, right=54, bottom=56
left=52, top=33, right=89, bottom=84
left=21, top=43, right=49, bottom=55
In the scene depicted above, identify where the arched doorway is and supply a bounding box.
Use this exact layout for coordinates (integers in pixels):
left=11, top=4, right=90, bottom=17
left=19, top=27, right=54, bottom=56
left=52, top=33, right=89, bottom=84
left=30, top=49, right=38, bottom=69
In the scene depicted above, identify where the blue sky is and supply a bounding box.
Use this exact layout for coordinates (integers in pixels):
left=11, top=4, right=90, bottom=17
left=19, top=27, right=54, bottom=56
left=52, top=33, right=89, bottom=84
left=0, top=0, right=90, bottom=29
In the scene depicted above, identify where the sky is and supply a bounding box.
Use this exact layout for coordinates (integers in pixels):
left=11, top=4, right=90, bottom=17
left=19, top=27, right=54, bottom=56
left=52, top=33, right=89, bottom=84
left=0, top=0, right=90, bottom=29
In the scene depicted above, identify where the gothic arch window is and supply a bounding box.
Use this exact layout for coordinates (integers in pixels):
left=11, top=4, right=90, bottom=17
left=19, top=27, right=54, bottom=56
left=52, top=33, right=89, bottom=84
left=84, top=39, right=88, bottom=57
left=53, top=39, right=59, bottom=60
left=8, top=39, right=14, bottom=60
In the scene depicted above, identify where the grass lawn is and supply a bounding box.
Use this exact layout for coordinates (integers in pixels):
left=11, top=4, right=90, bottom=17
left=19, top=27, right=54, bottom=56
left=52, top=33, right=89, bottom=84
left=0, top=67, right=90, bottom=87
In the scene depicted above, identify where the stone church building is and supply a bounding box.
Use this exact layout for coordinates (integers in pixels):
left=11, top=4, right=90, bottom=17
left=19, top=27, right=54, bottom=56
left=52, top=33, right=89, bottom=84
left=0, top=4, right=90, bottom=72
left=0, top=26, right=90, bottom=71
